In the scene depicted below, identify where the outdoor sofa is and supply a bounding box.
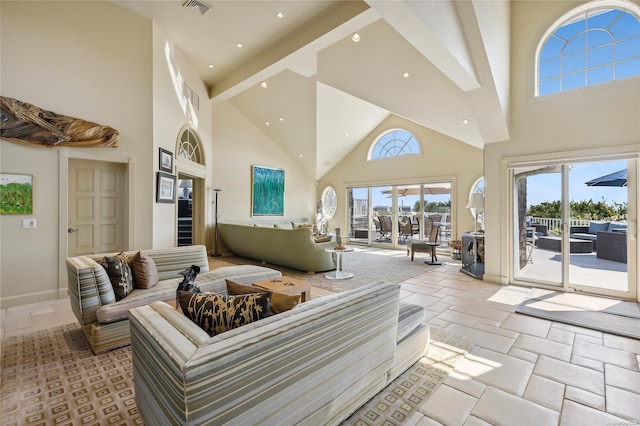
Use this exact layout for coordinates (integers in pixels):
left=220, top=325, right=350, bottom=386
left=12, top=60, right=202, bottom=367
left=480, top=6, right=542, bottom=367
left=66, top=245, right=281, bottom=354
left=129, top=280, right=430, bottom=425
left=570, top=221, right=627, bottom=251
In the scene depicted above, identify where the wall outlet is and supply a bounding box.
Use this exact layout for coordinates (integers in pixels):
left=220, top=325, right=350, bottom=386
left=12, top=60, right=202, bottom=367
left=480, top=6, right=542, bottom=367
left=22, top=219, right=36, bottom=229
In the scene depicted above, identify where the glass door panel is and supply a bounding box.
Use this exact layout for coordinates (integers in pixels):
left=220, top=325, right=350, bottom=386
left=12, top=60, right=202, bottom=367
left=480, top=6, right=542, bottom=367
left=568, top=160, right=630, bottom=297
left=512, top=165, right=563, bottom=286
left=347, top=187, right=369, bottom=244
left=372, top=186, right=394, bottom=247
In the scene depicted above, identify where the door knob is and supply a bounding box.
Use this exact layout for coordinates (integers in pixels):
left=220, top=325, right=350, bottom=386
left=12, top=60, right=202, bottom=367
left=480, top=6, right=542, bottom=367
left=68, top=228, right=79, bottom=233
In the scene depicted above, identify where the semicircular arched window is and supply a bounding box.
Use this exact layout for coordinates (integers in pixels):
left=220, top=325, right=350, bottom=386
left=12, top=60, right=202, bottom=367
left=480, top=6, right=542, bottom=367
left=368, top=129, right=421, bottom=160
left=177, top=128, right=203, bottom=165
left=537, top=4, right=640, bottom=96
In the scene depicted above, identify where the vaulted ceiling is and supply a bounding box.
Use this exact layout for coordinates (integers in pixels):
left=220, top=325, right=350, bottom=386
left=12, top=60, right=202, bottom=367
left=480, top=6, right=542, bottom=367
left=115, top=0, right=510, bottom=179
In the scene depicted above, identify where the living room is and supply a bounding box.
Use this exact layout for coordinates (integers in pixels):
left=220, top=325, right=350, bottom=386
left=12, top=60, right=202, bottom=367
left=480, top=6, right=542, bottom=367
left=1, top=0, right=640, bottom=424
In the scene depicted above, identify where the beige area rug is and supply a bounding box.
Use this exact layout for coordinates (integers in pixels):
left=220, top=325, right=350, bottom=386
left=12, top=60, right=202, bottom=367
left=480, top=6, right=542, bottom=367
left=220, top=246, right=446, bottom=292
left=1, top=325, right=472, bottom=426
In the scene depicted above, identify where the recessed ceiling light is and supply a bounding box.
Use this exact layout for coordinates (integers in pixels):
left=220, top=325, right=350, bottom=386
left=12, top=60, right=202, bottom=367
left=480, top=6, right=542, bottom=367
left=276, top=12, right=284, bottom=18
left=265, top=121, right=270, bottom=126
left=279, top=117, right=284, bottom=122
left=462, top=118, right=470, bottom=125
left=260, top=81, right=268, bottom=89
left=345, top=133, right=349, bottom=137
left=351, top=33, right=360, bottom=42
left=236, top=42, right=243, bottom=48
left=298, top=153, right=303, bottom=157
left=208, top=64, right=214, bottom=69
left=403, top=71, right=410, bottom=78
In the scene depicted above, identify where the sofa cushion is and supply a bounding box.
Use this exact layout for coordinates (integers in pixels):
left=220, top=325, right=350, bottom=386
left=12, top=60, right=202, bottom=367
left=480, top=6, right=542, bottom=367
left=607, top=222, right=627, bottom=232
left=101, top=254, right=134, bottom=301
left=179, top=292, right=272, bottom=336
left=130, top=252, right=160, bottom=289
left=397, top=302, right=425, bottom=342
left=588, top=221, right=610, bottom=234
left=274, top=222, right=294, bottom=229
left=226, top=279, right=300, bottom=314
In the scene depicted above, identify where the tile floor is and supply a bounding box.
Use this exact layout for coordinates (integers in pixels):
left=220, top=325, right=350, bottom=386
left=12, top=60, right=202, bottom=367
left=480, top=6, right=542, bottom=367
left=1, top=259, right=639, bottom=425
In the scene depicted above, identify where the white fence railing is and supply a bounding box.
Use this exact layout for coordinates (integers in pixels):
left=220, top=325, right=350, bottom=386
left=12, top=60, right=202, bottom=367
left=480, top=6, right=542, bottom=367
left=530, top=217, right=590, bottom=233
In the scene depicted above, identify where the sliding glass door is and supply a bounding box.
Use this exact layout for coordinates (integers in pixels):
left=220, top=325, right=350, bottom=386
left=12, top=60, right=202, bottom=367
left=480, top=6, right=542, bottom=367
left=511, top=158, right=636, bottom=300
left=347, top=182, right=452, bottom=250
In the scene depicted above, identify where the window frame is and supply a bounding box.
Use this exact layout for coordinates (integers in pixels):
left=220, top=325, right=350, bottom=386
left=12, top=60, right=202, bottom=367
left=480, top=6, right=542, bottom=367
left=535, top=0, right=640, bottom=97
left=367, top=128, right=421, bottom=161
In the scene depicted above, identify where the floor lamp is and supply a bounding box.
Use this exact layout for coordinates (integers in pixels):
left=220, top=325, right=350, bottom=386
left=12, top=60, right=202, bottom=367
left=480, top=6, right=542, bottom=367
left=212, top=188, right=222, bottom=257
left=465, top=192, right=484, bottom=274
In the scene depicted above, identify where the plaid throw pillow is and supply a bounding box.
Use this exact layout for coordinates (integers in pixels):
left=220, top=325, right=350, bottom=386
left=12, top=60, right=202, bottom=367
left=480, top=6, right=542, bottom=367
left=179, top=292, right=271, bottom=336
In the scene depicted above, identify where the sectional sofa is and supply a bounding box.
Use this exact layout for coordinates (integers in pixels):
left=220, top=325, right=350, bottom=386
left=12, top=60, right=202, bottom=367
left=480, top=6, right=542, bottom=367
left=129, top=280, right=430, bottom=425
left=570, top=221, right=627, bottom=251
left=218, top=222, right=337, bottom=273
left=66, top=245, right=281, bottom=354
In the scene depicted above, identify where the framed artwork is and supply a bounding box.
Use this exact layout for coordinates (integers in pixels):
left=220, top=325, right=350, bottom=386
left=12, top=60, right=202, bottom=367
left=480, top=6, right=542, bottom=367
left=1, top=173, right=33, bottom=214
left=159, top=148, right=173, bottom=172
left=251, top=165, right=284, bottom=216
left=156, top=172, right=176, bottom=203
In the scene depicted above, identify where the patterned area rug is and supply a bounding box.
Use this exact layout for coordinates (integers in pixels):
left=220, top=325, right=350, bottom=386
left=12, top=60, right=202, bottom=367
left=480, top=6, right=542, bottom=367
left=221, top=246, right=447, bottom=292
left=1, top=324, right=472, bottom=426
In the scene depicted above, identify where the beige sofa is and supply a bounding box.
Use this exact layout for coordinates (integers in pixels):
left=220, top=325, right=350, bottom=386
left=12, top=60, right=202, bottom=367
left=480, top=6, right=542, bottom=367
left=218, top=222, right=337, bottom=273
left=66, top=245, right=281, bottom=354
left=130, top=280, right=430, bottom=425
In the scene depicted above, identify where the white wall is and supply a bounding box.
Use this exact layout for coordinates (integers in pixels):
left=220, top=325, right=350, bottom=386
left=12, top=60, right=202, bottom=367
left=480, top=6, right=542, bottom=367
left=319, top=114, right=484, bottom=241
left=212, top=101, right=317, bottom=225
left=483, top=0, right=640, bottom=286
left=0, top=2, right=151, bottom=307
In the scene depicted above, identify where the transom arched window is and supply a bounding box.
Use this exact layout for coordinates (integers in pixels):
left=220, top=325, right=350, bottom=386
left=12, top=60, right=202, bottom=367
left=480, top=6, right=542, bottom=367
left=368, top=129, right=420, bottom=160
left=537, top=3, right=640, bottom=96
left=177, top=128, right=203, bottom=165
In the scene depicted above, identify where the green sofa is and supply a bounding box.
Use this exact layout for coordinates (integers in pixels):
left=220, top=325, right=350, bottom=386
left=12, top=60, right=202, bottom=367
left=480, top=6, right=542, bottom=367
left=66, top=245, right=281, bottom=354
left=129, top=281, right=430, bottom=425
left=218, top=222, right=337, bottom=273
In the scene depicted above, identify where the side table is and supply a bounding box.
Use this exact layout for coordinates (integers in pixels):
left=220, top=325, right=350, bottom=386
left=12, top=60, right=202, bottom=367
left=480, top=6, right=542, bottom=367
left=324, top=247, right=354, bottom=280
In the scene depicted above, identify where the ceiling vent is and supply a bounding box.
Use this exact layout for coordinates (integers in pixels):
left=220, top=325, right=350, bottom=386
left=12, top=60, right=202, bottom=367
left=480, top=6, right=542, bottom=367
left=183, top=0, right=211, bottom=15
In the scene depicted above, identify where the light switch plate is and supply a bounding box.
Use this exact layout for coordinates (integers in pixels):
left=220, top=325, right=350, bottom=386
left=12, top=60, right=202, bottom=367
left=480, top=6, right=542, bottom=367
left=22, top=219, right=36, bottom=229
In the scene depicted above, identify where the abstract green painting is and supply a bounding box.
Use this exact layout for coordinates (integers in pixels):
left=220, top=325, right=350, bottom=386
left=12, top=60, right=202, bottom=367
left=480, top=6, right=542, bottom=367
left=1, top=173, right=33, bottom=214
left=252, top=166, right=284, bottom=216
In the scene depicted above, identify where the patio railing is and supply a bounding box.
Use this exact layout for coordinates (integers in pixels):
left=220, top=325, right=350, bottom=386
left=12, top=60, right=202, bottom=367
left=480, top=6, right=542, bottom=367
left=530, top=217, right=590, bottom=233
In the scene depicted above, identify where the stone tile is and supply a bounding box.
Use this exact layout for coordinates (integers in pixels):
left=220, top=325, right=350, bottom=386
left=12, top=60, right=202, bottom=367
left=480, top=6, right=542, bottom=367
left=427, top=303, right=452, bottom=313
left=523, top=374, right=565, bottom=412
left=560, top=399, right=628, bottom=426
left=29, top=305, right=55, bottom=316
left=471, top=387, right=559, bottom=426
left=466, top=305, right=510, bottom=322
left=443, top=371, right=487, bottom=399
left=573, top=340, right=639, bottom=371
left=604, top=333, right=640, bottom=354
left=605, top=364, right=640, bottom=394
left=565, top=386, right=605, bottom=411
left=574, top=333, right=603, bottom=345
left=534, top=356, right=604, bottom=395
left=444, top=324, right=515, bottom=354
left=450, top=305, right=469, bottom=313
left=606, top=386, right=640, bottom=420
left=513, top=334, right=572, bottom=362
left=474, top=323, right=520, bottom=339
left=439, top=295, right=477, bottom=309
left=546, top=327, right=575, bottom=345
left=415, top=416, right=445, bottom=426
left=429, top=318, right=451, bottom=330
left=570, top=354, right=604, bottom=372
left=403, top=293, right=443, bottom=308
left=554, top=322, right=603, bottom=339
left=419, top=385, right=478, bottom=426
left=462, top=416, right=492, bottom=426
left=508, top=347, right=539, bottom=363
left=436, top=310, right=480, bottom=327
left=500, top=313, right=552, bottom=338
left=456, top=348, right=534, bottom=396
left=476, top=318, right=501, bottom=328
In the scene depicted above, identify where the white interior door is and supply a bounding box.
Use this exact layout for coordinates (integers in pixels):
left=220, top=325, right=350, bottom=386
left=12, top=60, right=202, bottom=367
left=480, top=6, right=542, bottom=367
left=68, top=159, right=126, bottom=256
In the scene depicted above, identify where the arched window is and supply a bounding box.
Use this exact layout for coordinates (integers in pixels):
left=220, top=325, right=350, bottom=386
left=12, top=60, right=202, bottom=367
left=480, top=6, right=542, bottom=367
left=537, top=2, right=640, bottom=96
left=177, top=128, right=203, bottom=164
left=321, top=186, right=337, bottom=219
left=368, top=129, right=420, bottom=160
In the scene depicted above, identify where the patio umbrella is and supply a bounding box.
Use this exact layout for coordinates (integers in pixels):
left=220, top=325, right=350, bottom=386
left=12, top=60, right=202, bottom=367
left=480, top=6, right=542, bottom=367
left=585, top=169, right=627, bottom=187
left=381, top=183, right=451, bottom=196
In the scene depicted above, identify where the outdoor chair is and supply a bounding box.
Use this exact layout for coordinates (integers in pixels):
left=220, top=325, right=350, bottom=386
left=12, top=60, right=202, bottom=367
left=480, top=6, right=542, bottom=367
left=406, top=223, right=441, bottom=264
left=379, top=215, right=392, bottom=241
left=399, top=218, right=413, bottom=242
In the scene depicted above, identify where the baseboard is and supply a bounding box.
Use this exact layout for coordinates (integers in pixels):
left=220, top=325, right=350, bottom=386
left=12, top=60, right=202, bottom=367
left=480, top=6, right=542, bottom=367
left=0, top=289, right=65, bottom=309
left=483, top=273, right=508, bottom=285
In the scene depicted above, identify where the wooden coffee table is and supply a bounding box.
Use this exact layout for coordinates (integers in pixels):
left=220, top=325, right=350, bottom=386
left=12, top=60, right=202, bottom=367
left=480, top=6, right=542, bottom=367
left=253, top=276, right=311, bottom=302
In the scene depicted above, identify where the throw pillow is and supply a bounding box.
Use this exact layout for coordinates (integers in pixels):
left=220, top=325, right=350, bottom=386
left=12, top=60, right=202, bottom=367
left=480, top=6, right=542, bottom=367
left=226, top=280, right=300, bottom=314
left=101, top=254, right=134, bottom=301
left=314, top=235, right=331, bottom=243
left=129, top=252, right=160, bottom=289
left=588, top=221, right=610, bottom=234
left=179, top=292, right=271, bottom=336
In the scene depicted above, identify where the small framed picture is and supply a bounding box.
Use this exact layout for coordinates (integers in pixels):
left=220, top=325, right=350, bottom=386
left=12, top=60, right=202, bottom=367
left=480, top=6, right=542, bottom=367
left=156, top=172, right=176, bottom=203
left=159, top=148, right=173, bottom=173
left=1, top=173, right=33, bottom=214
